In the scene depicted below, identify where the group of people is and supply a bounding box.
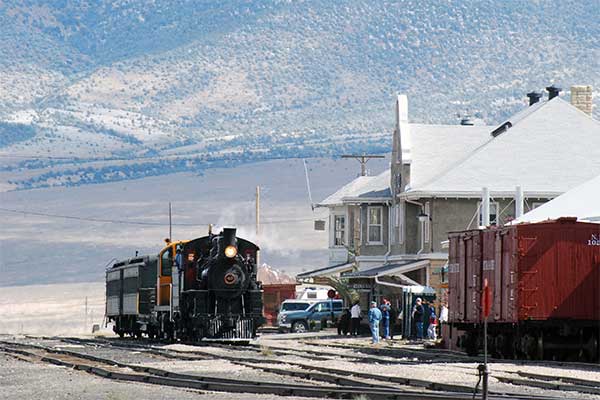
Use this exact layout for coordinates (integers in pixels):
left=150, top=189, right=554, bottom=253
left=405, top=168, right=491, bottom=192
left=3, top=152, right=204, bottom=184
left=337, top=299, right=397, bottom=344
left=338, top=297, right=448, bottom=344
left=411, top=297, right=448, bottom=340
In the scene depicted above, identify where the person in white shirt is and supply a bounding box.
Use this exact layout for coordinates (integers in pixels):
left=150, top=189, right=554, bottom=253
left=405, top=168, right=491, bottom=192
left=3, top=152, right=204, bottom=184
left=350, top=301, right=361, bottom=336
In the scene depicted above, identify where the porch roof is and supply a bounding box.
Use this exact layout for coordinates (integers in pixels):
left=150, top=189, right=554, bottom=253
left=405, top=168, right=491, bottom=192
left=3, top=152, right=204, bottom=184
left=342, top=260, right=428, bottom=278
left=296, top=262, right=354, bottom=279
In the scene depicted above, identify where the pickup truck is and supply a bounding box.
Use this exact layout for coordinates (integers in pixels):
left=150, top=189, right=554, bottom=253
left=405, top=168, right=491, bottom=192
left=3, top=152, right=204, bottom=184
left=278, top=299, right=344, bottom=333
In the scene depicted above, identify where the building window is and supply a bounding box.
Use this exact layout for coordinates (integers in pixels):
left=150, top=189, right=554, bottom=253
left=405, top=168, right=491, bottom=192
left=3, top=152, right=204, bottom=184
left=334, top=215, right=345, bottom=246
left=441, top=263, right=448, bottom=284
left=424, top=201, right=430, bottom=244
left=367, top=206, right=383, bottom=244
left=396, top=202, right=404, bottom=244
left=478, top=202, right=499, bottom=226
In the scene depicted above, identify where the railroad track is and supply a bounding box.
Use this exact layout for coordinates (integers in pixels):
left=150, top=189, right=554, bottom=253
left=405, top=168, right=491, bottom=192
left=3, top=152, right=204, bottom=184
left=495, top=372, right=600, bottom=396
left=302, top=339, right=600, bottom=370
left=23, top=337, right=579, bottom=400
left=54, top=335, right=448, bottom=365
left=23, top=337, right=598, bottom=399
left=297, top=339, right=600, bottom=396
left=58, top=338, right=475, bottom=393
left=0, top=340, right=518, bottom=400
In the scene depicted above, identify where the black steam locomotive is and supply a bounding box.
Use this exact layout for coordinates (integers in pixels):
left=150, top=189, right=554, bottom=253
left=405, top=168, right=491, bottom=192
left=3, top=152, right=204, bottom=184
left=105, top=228, right=264, bottom=341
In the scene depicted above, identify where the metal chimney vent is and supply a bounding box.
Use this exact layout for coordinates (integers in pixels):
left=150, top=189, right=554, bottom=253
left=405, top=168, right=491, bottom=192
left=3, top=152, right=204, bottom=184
left=546, top=85, right=562, bottom=100
left=526, top=91, right=542, bottom=106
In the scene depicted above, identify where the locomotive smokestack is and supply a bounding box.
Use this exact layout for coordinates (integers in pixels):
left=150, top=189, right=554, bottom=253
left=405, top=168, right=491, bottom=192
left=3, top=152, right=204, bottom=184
left=221, top=228, right=238, bottom=259
left=222, top=228, right=237, bottom=246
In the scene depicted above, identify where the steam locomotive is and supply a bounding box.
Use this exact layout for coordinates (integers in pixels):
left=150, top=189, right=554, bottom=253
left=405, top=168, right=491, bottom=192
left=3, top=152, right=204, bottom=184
left=105, top=228, right=264, bottom=341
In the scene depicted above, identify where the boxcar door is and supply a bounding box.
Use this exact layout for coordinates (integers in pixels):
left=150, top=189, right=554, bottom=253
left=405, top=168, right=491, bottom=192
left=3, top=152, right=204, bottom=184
left=447, top=234, right=461, bottom=322
left=465, top=231, right=482, bottom=322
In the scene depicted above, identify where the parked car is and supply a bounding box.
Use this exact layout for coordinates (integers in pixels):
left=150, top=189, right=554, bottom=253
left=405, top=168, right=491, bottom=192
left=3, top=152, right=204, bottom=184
left=279, top=299, right=315, bottom=313
left=278, top=299, right=344, bottom=333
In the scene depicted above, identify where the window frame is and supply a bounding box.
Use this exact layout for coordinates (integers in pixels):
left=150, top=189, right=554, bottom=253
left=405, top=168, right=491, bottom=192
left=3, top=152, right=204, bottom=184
left=333, top=214, right=346, bottom=247
left=160, top=247, right=173, bottom=277
left=478, top=201, right=500, bottom=226
left=367, top=206, right=383, bottom=245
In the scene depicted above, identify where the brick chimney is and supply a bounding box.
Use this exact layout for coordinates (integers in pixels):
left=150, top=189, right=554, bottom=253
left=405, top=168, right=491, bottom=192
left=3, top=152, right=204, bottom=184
left=570, top=85, right=593, bottom=116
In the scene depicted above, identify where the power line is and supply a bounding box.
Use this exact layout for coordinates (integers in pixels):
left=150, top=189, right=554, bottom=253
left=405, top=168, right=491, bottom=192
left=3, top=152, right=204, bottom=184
left=0, top=207, right=317, bottom=226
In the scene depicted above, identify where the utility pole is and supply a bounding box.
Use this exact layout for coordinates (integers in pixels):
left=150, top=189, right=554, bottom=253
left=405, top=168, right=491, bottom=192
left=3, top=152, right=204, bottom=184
left=255, top=186, right=260, bottom=236
left=341, top=154, right=385, bottom=176
left=169, top=202, right=172, bottom=241
left=303, top=159, right=314, bottom=210
left=84, top=296, right=88, bottom=334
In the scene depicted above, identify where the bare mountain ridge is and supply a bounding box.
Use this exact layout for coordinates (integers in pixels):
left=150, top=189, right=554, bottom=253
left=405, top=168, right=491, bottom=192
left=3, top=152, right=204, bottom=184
left=0, top=1, right=598, bottom=189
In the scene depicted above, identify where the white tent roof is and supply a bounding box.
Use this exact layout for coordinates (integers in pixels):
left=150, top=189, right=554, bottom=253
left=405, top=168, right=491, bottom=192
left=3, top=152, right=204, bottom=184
left=512, top=173, right=600, bottom=224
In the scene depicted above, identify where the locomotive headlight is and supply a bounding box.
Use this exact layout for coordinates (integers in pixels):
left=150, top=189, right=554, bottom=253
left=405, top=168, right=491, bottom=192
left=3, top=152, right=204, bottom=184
left=224, top=245, right=238, bottom=258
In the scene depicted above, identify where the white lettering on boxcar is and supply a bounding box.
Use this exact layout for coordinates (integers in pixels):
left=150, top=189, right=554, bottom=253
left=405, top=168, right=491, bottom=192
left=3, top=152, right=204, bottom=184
left=483, top=259, right=495, bottom=270
left=588, top=234, right=600, bottom=246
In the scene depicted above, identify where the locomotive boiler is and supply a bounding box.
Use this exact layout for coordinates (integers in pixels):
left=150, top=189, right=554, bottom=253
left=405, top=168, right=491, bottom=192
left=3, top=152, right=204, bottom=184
left=105, top=227, right=264, bottom=341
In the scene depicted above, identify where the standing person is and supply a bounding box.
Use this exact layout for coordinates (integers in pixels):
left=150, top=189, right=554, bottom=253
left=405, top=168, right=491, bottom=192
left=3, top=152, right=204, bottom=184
left=387, top=301, right=397, bottom=340
left=439, top=303, right=449, bottom=325
left=350, top=301, right=361, bottom=336
left=380, top=301, right=391, bottom=340
left=427, top=304, right=437, bottom=340
left=412, top=298, right=424, bottom=340
left=368, top=301, right=383, bottom=344
left=174, top=246, right=184, bottom=272
left=338, top=308, right=351, bottom=336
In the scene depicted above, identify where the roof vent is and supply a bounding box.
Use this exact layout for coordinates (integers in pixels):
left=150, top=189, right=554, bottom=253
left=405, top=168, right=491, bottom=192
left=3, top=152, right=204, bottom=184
left=526, top=91, right=542, bottom=106
left=546, top=85, right=562, bottom=100
left=460, top=115, right=474, bottom=125
left=491, top=121, right=512, bottom=137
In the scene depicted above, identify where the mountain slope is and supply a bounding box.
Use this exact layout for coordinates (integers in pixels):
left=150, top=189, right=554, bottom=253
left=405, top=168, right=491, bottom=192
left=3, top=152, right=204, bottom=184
left=0, top=1, right=598, bottom=189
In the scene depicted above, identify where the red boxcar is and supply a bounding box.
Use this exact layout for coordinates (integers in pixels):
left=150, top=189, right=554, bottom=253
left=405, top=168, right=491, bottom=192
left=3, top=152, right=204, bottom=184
left=262, top=284, right=297, bottom=326
left=448, top=218, right=600, bottom=361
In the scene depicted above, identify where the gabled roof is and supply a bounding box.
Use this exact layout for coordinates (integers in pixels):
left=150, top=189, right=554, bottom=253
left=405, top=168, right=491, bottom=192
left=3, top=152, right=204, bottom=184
left=405, top=98, right=600, bottom=197
left=318, top=170, right=391, bottom=206
left=402, top=124, right=493, bottom=190
left=512, top=173, right=600, bottom=224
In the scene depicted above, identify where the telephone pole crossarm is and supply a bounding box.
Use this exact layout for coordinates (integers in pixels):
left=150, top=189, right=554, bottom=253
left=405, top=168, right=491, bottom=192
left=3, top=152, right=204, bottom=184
left=341, top=154, right=385, bottom=176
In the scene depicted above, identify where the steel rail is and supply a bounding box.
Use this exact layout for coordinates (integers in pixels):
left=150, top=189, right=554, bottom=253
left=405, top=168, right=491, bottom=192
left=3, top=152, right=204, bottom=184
left=52, top=338, right=570, bottom=399
left=0, top=342, right=496, bottom=400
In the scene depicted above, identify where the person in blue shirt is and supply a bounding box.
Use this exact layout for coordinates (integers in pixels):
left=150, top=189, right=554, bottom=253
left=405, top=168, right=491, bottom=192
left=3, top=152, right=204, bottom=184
left=368, top=301, right=382, bottom=344
left=174, top=246, right=184, bottom=273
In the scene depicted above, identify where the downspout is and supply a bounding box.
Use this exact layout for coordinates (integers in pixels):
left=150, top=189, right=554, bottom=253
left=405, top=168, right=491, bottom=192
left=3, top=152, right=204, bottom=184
left=405, top=199, right=425, bottom=255
left=384, top=201, right=392, bottom=263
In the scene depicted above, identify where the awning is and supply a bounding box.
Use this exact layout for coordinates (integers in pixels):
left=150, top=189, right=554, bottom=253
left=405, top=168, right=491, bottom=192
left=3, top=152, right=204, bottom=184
left=296, top=262, right=355, bottom=279
left=341, top=260, right=428, bottom=278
